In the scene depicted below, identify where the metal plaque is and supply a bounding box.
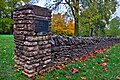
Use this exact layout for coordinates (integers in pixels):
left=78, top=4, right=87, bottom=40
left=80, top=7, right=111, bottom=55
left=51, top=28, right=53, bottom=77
left=35, top=17, right=49, bottom=35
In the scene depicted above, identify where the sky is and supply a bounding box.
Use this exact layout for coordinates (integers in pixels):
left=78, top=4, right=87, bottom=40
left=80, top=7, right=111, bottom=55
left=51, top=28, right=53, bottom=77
left=35, top=0, right=120, bottom=17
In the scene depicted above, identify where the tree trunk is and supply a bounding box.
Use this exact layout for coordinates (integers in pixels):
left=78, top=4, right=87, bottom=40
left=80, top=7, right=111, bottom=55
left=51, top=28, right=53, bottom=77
left=74, top=17, right=79, bottom=36
left=90, top=28, right=93, bottom=37
left=2, top=22, right=4, bottom=34
left=74, top=8, right=79, bottom=37
left=10, top=11, right=13, bottom=34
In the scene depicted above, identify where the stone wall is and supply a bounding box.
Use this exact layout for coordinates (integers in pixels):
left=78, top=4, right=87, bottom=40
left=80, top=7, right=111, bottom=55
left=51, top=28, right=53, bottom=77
left=51, top=35, right=120, bottom=66
left=13, top=4, right=120, bottom=79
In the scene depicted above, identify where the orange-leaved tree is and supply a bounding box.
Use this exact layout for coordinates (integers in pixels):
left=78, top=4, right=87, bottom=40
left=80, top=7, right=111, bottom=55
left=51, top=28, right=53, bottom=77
left=52, top=13, right=74, bottom=36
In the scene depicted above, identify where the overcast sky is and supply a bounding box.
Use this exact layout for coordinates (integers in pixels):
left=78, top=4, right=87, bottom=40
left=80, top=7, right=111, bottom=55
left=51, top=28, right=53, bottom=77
left=35, top=0, right=120, bottom=17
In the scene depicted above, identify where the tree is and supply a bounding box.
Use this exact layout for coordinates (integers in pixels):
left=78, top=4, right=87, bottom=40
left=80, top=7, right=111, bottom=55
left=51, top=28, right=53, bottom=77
left=79, top=1, right=99, bottom=36
left=0, top=0, right=14, bottom=34
left=79, top=0, right=118, bottom=37
left=52, top=13, right=74, bottom=36
left=66, top=19, right=74, bottom=35
left=46, top=0, right=89, bottom=36
left=0, top=0, right=38, bottom=34
left=46, top=0, right=118, bottom=37
left=105, top=16, right=120, bottom=37
left=7, top=0, right=38, bottom=33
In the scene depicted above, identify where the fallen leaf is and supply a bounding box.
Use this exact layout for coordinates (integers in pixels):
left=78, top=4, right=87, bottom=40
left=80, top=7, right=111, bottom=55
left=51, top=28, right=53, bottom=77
left=94, top=50, right=99, bottom=54
left=94, top=76, right=97, bottom=79
left=80, top=56, right=89, bottom=61
left=114, top=68, right=117, bottom=70
left=40, top=75, right=45, bottom=78
left=55, top=65, right=66, bottom=70
left=116, top=76, right=120, bottom=80
left=104, top=59, right=108, bottom=63
left=81, top=76, right=87, bottom=80
left=66, top=76, right=71, bottom=79
left=101, top=62, right=107, bottom=66
left=103, top=68, right=107, bottom=71
left=92, top=67, right=96, bottom=70
left=72, top=68, right=80, bottom=74
left=74, top=57, right=79, bottom=61
left=70, top=60, right=74, bottom=63
left=61, top=65, right=66, bottom=70
left=102, top=56, right=106, bottom=60
left=55, top=65, right=62, bottom=69
left=89, top=53, right=95, bottom=57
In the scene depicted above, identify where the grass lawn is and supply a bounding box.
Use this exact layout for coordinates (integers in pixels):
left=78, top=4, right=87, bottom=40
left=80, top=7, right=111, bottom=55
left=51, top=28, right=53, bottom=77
left=0, top=35, right=29, bottom=80
left=0, top=35, right=120, bottom=80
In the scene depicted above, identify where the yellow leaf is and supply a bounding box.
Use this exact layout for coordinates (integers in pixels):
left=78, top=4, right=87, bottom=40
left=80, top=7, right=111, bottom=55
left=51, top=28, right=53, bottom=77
left=81, top=76, right=87, bottom=80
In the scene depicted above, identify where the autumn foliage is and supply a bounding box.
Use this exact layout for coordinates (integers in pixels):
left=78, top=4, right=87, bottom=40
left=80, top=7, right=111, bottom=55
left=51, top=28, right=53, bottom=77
left=52, top=13, right=74, bottom=36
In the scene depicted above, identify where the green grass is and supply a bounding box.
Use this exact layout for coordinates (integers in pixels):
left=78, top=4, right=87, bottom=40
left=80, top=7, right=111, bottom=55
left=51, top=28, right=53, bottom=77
left=0, top=35, right=29, bottom=80
left=40, top=45, right=120, bottom=80
left=0, top=35, right=120, bottom=80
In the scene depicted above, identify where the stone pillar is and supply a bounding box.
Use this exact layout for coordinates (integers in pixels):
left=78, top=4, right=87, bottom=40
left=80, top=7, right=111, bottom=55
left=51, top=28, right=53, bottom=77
left=13, top=4, right=52, bottom=78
